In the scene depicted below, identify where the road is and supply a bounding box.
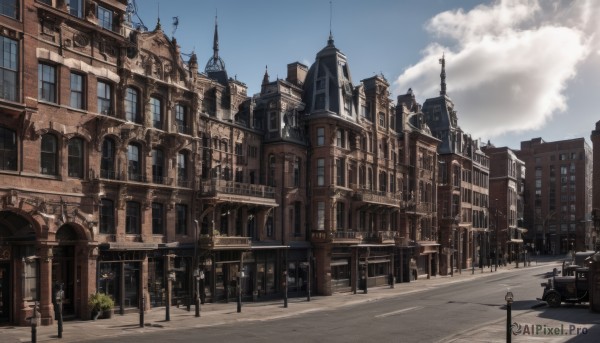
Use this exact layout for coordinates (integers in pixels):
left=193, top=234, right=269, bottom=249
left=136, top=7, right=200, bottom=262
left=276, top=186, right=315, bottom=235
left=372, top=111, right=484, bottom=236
left=77, top=262, right=597, bottom=343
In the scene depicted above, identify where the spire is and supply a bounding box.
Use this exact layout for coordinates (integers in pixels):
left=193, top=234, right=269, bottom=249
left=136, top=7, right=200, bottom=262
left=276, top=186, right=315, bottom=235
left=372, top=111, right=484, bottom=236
left=262, top=65, right=269, bottom=85
left=439, top=53, right=446, bottom=96
left=327, top=1, right=334, bottom=47
left=212, top=15, right=219, bottom=61
left=155, top=17, right=162, bottom=31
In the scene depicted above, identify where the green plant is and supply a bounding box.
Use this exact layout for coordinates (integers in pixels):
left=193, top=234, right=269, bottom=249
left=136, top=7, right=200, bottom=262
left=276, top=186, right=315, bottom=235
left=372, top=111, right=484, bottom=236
left=88, top=293, right=114, bottom=312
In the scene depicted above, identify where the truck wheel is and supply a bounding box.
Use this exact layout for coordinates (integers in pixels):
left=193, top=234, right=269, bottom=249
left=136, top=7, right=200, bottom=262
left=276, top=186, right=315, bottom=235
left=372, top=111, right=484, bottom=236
left=546, top=292, right=561, bottom=308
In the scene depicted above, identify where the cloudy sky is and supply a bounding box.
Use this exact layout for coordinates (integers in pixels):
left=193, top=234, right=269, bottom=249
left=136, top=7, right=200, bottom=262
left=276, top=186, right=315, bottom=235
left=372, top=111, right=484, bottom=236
left=136, top=0, right=599, bottom=150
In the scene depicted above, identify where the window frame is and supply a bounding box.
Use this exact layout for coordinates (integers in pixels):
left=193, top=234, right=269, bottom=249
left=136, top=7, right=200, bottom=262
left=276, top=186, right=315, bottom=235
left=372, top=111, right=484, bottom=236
left=38, top=63, right=57, bottom=103
left=97, top=80, right=112, bottom=115
left=317, top=158, right=325, bottom=186
left=67, top=137, right=84, bottom=178
left=0, top=0, right=19, bottom=20
left=151, top=202, right=164, bottom=235
left=96, top=5, right=114, bottom=31
left=150, top=96, right=162, bottom=129
left=127, top=143, right=142, bottom=181
left=125, top=201, right=141, bottom=234
left=0, top=36, right=18, bottom=102
left=69, top=72, right=84, bottom=109
left=151, top=148, right=164, bottom=184
left=99, top=198, right=115, bottom=234
left=0, top=126, right=17, bottom=171
left=40, top=133, right=58, bottom=175
left=175, top=204, right=187, bottom=235
left=175, top=104, right=188, bottom=134
left=125, top=87, right=141, bottom=123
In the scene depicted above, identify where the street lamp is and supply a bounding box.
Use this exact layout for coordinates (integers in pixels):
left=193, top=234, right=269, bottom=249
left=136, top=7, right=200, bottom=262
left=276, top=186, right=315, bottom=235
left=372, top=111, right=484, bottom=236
left=505, top=290, right=514, bottom=343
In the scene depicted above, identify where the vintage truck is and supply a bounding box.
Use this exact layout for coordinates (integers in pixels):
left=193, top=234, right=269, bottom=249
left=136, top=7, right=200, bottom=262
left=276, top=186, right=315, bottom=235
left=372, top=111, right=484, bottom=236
left=539, top=267, right=589, bottom=307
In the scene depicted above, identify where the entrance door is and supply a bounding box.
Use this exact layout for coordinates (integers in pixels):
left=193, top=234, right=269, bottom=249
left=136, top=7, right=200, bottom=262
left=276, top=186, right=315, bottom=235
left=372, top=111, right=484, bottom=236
left=0, top=263, right=10, bottom=323
left=52, top=246, right=75, bottom=316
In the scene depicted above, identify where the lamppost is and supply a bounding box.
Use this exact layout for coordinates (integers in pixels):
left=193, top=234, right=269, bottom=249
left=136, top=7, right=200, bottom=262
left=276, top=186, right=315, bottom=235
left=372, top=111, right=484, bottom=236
left=505, top=290, right=514, bottom=343
left=55, top=283, right=64, bottom=338
left=472, top=229, right=475, bottom=275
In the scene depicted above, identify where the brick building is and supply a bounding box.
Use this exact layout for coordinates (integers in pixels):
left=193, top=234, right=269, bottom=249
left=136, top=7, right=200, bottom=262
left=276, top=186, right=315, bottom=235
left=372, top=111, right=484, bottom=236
left=0, top=0, right=446, bottom=327
left=421, top=56, right=490, bottom=275
left=516, top=138, right=593, bottom=254
left=481, top=145, right=526, bottom=265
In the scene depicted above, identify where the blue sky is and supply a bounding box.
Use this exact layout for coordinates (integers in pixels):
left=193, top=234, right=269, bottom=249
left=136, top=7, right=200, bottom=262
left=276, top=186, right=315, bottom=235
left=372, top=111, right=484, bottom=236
left=134, top=0, right=600, bottom=150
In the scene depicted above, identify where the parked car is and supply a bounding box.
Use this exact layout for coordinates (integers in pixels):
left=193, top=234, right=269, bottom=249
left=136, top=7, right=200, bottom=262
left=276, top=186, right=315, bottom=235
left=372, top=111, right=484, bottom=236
left=539, top=267, right=589, bottom=307
left=562, top=251, right=595, bottom=276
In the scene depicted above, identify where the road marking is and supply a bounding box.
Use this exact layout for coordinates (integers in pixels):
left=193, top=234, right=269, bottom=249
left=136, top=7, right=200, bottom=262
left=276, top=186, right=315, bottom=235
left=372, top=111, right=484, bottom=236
left=375, top=306, right=424, bottom=318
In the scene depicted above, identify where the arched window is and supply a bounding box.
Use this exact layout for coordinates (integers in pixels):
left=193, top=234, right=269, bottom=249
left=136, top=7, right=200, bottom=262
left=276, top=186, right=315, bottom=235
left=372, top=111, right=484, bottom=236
left=101, top=138, right=115, bottom=179
left=125, top=87, right=141, bottom=123
left=68, top=138, right=84, bottom=178
left=128, top=143, right=142, bottom=181
left=150, top=96, right=162, bottom=129
left=41, top=133, right=57, bottom=175
left=0, top=126, right=17, bottom=171
left=152, top=148, right=164, bottom=184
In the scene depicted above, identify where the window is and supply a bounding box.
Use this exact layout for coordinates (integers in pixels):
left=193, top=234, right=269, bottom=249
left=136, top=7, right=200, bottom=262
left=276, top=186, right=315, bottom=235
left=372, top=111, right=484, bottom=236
left=175, top=104, right=188, bottom=134
left=125, top=201, right=141, bottom=234
left=336, top=158, right=344, bottom=186
left=315, top=94, right=325, bottom=110
left=268, top=155, right=276, bottom=187
left=97, top=81, right=112, bottom=115
left=38, top=63, right=56, bottom=103
left=294, top=201, right=302, bottom=236
left=317, top=127, right=325, bottom=146
left=41, top=134, right=57, bottom=175
left=23, top=258, right=38, bottom=301
left=68, top=73, right=84, bottom=109
left=128, top=143, right=141, bottom=181
left=99, top=199, right=115, bottom=234
left=379, top=112, right=385, bottom=127
left=248, top=145, right=258, bottom=158
left=97, top=5, right=113, bottom=30
left=316, top=79, right=325, bottom=90
left=293, top=157, right=300, bottom=187
left=68, top=0, right=83, bottom=17
left=317, top=201, right=325, bottom=230
left=317, top=158, right=325, bottom=186
left=68, top=138, right=84, bottom=178
left=0, top=36, right=18, bottom=101
left=100, top=138, right=115, bottom=178
left=152, top=149, right=164, bottom=184
left=0, top=0, right=18, bottom=19
left=177, top=151, right=188, bottom=186
left=150, top=97, right=162, bottom=129
left=336, top=129, right=345, bottom=148
left=125, top=88, right=140, bottom=123
left=336, top=202, right=344, bottom=230
left=152, top=203, right=164, bottom=235
left=175, top=204, right=187, bottom=235
left=0, top=126, right=17, bottom=171
left=268, top=111, right=278, bottom=131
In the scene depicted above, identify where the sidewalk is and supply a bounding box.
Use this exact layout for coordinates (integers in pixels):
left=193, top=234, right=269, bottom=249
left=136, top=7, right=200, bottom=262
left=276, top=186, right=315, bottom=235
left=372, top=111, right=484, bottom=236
left=3, top=257, right=592, bottom=343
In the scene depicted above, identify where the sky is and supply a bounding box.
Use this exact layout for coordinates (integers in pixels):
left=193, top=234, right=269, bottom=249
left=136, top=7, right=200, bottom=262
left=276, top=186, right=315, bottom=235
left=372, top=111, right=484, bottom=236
left=134, top=0, right=600, bottom=150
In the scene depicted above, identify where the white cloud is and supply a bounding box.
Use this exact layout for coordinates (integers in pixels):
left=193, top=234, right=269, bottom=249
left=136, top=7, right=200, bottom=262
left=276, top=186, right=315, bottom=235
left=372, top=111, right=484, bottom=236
left=394, top=0, right=592, bottom=141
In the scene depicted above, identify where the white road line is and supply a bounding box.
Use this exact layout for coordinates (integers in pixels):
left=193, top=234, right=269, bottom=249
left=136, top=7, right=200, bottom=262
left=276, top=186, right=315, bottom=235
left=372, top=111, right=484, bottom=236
left=375, top=306, right=424, bottom=318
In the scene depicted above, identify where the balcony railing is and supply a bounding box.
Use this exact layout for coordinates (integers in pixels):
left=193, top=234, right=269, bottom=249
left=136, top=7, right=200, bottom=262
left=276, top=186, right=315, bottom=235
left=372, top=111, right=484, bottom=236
left=99, top=169, right=120, bottom=180
left=350, top=184, right=401, bottom=206
left=128, top=172, right=147, bottom=183
left=363, top=230, right=400, bottom=243
left=177, top=179, right=192, bottom=188
left=200, top=179, right=275, bottom=199
left=152, top=175, right=173, bottom=186
left=407, top=202, right=434, bottom=213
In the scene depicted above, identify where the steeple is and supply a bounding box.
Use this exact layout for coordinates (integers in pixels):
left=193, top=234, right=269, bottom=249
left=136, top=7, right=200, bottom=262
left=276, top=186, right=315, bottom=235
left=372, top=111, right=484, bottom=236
left=205, top=14, right=226, bottom=75
left=262, top=65, right=269, bottom=85
left=212, top=15, right=219, bottom=61
left=439, top=53, right=446, bottom=96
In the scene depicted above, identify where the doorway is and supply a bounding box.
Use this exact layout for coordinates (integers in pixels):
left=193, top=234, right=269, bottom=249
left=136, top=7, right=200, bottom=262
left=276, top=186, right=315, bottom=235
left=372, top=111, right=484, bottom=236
left=0, top=262, right=10, bottom=323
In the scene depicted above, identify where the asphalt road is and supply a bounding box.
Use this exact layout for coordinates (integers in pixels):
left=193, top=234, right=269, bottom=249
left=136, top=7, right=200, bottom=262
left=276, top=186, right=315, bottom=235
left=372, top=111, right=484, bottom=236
left=80, top=264, right=593, bottom=343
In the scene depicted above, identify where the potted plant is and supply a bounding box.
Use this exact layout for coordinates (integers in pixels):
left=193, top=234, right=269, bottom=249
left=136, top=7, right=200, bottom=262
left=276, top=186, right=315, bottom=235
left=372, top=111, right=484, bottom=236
left=88, top=293, right=114, bottom=320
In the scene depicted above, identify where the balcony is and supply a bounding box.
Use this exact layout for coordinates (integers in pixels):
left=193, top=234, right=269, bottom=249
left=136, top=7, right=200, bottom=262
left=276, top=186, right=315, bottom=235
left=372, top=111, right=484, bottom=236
left=406, top=202, right=434, bottom=215
left=363, top=231, right=400, bottom=244
left=310, top=230, right=364, bottom=244
left=351, top=184, right=401, bottom=207
left=199, top=235, right=251, bottom=249
left=199, top=179, right=277, bottom=206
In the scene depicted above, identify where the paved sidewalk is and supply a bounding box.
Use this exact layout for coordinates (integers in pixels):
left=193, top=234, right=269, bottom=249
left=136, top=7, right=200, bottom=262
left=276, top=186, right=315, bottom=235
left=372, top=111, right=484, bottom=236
left=2, top=257, right=596, bottom=343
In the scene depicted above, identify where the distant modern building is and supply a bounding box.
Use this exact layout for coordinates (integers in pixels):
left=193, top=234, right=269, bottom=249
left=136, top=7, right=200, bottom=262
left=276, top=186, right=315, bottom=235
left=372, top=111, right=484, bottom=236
left=482, top=144, right=526, bottom=264
left=421, top=56, right=490, bottom=275
left=516, top=138, right=593, bottom=254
